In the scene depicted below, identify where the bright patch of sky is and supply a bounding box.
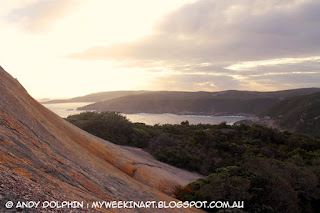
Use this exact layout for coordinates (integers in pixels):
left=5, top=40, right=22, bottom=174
left=0, top=0, right=319, bottom=98
left=226, top=56, right=320, bottom=71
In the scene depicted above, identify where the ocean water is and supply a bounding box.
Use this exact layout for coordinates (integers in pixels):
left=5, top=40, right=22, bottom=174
left=42, top=102, right=247, bottom=125
left=124, top=113, right=246, bottom=125
left=42, top=102, right=94, bottom=118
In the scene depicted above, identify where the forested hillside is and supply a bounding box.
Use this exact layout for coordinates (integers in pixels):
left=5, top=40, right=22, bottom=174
left=264, top=92, right=320, bottom=137
left=66, top=112, right=320, bottom=213
left=78, top=89, right=320, bottom=116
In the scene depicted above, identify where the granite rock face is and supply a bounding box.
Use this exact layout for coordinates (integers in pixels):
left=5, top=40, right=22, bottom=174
left=0, top=67, right=201, bottom=212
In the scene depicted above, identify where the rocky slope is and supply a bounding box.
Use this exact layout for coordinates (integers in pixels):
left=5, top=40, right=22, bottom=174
left=0, top=66, right=202, bottom=212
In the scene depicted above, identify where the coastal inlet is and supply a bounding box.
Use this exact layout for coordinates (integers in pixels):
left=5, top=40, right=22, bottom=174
left=42, top=102, right=248, bottom=125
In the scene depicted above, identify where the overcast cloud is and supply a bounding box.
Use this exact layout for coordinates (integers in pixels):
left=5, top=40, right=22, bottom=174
left=7, top=0, right=80, bottom=32
left=68, top=0, right=320, bottom=91
left=1, top=0, right=319, bottom=97
left=71, top=0, right=320, bottom=63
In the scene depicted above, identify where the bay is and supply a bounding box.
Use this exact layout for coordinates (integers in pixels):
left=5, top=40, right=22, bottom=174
left=42, top=102, right=247, bottom=125
left=42, top=102, right=94, bottom=118
left=124, top=113, right=246, bottom=125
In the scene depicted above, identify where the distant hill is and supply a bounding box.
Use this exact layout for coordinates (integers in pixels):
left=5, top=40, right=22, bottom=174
left=78, top=89, right=320, bottom=116
left=263, top=92, right=320, bottom=137
left=41, top=90, right=149, bottom=104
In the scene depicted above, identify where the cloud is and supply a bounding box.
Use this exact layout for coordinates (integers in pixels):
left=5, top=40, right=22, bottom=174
left=230, top=60, right=320, bottom=90
left=239, top=60, right=320, bottom=75
left=6, top=0, right=80, bottom=32
left=68, top=0, right=320, bottom=91
left=141, top=59, right=320, bottom=92
left=146, top=74, right=241, bottom=92
left=70, top=0, right=320, bottom=64
left=226, top=56, right=320, bottom=71
left=244, top=72, right=320, bottom=90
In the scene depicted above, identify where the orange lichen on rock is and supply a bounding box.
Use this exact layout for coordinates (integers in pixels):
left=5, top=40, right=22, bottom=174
left=12, top=167, right=32, bottom=179
left=0, top=66, right=203, bottom=213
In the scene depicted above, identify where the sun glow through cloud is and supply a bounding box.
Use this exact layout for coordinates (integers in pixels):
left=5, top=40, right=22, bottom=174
left=226, top=56, right=320, bottom=71
left=0, top=0, right=319, bottom=98
left=0, top=0, right=196, bottom=98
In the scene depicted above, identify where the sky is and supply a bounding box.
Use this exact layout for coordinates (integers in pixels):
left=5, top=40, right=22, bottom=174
left=0, top=0, right=320, bottom=99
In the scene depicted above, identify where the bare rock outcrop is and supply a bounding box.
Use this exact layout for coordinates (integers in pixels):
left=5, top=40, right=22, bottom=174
left=0, top=66, right=202, bottom=212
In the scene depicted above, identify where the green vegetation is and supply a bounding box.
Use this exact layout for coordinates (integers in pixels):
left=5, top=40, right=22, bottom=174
left=66, top=111, right=157, bottom=147
left=264, top=92, right=320, bottom=137
left=66, top=112, right=320, bottom=213
left=78, top=88, right=320, bottom=115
